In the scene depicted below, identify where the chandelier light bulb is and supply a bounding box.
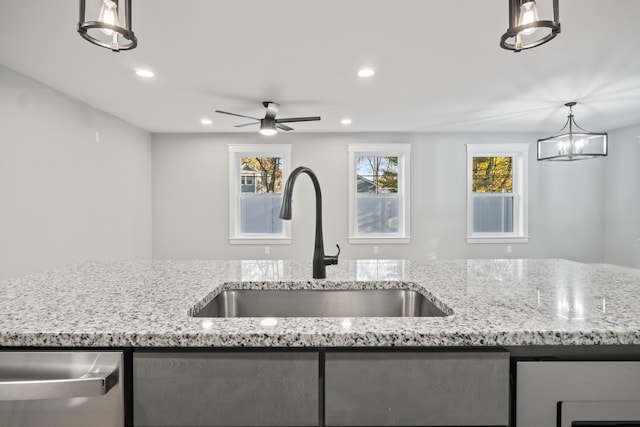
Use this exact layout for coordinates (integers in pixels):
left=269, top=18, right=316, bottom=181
left=518, top=1, right=539, bottom=36
left=98, top=0, right=120, bottom=36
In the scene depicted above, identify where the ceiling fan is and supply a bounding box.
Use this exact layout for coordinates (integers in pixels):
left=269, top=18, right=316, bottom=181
left=215, top=101, right=321, bottom=136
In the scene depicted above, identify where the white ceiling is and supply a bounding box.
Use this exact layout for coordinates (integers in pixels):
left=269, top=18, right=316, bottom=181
left=2, top=1, right=640, bottom=135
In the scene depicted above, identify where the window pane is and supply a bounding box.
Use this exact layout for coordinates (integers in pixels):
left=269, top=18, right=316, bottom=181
left=239, top=156, right=284, bottom=234
left=241, top=195, right=283, bottom=234
left=356, top=156, right=398, bottom=193
left=355, top=156, right=400, bottom=234
left=472, top=156, right=512, bottom=193
left=357, top=196, right=399, bottom=233
left=240, top=157, right=283, bottom=194
left=473, top=195, right=514, bottom=233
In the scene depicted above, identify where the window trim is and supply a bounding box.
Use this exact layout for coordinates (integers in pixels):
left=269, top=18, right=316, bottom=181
left=466, top=143, right=529, bottom=244
left=228, top=144, right=291, bottom=245
left=348, top=144, right=411, bottom=244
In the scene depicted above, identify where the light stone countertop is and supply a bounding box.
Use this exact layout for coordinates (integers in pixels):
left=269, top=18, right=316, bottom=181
left=0, top=258, right=639, bottom=348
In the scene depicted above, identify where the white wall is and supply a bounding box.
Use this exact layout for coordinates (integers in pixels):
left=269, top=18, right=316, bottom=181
left=604, top=124, right=640, bottom=268
left=0, top=65, right=152, bottom=279
left=152, top=132, right=606, bottom=262
left=2, top=65, right=634, bottom=275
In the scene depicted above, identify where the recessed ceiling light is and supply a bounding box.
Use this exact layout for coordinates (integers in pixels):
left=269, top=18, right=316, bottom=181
left=200, top=118, right=212, bottom=125
left=341, top=118, right=353, bottom=125
left=135, top=69, right=154, bottom=78
left=357, top=68, right=375, bottom=78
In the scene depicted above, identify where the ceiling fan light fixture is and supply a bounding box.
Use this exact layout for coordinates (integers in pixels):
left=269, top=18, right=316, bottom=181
left=259, top=120, right=278, bottom=136
left=78, top=0, right=137, bottom=52
left=537, top=102, right=608, bottom=161
left=216, top=101, right=320, bottom=134
left=500, top=0, right=560, bottom=52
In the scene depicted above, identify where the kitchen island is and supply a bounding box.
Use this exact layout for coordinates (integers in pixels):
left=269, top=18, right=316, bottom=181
left=2, top=258, right=640, bottom=427
left=0, top=258, right=639, bottom=348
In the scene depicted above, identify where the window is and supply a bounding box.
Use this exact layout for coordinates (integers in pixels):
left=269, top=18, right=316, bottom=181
left=241, top=175, right=255, bottom=192
left=466, top=143, right=529, bottom=243
left=229, top=144, right=291, bottom=244
left=348, top=144, right=411, bottom=243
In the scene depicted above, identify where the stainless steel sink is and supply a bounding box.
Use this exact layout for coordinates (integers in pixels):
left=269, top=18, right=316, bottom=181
left=192, top=289, right=450, bottom=318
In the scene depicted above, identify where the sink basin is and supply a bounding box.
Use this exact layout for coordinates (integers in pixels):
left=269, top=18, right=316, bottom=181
left=192, top=289, right=450, bottom=318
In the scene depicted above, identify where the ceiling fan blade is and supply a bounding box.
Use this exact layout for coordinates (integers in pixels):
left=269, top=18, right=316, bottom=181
left=276, top=116, right=321, bottom=123
left=234, top=122, right=260, bottom=128
left=264, top=102, right=280, bottom=121
left=215, top=110, right=261, bottom=121
left=276, top=123, right=294, bottom=131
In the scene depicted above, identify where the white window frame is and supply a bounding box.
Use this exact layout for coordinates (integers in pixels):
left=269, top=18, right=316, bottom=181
left=348, top=144, right=411, bottom=244
left=228, top=144, right=291, bottom=245
left=466, top=143, right=529, bottom=244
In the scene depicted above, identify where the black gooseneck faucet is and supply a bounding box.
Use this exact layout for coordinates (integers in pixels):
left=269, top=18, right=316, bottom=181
left=279, top=166, right=340, bottom=279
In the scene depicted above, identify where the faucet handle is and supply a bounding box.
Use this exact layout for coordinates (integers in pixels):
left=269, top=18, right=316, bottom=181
left=324, top=244, right=340, bottom=266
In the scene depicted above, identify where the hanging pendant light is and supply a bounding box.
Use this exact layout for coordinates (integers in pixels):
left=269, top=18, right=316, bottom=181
left=537, top=102, right=608, bottom=161
left=500, top=0, right=561, bottom=52
left=78, top=0, right=137, bottom=52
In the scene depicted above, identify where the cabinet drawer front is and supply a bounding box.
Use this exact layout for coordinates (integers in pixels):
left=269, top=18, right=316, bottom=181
left=134, top=352, right=319, bottom=427
left=325, top=351, right=509, bottom=426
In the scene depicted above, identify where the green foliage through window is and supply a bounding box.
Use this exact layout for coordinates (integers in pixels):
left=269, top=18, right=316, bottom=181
left=472, top=157, right=513, bottom=193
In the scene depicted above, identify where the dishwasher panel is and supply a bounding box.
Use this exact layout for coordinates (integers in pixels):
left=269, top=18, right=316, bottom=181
left=0, top=351, right=124, bottom=427
left=516, top=361, right=640, bottom=427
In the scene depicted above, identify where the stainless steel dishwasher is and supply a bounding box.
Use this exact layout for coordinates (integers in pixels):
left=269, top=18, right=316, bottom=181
left=0, top=351, right=124, bottom=427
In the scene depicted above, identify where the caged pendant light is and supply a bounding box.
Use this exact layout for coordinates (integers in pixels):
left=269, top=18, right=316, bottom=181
left=537, top=102, right=608, bottom=161
left=78, top=0, right=137, bottom=52
left=500, top=0, right=561, bottom=52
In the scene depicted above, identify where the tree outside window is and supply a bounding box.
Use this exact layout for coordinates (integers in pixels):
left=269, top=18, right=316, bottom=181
left=356, top=156, right=398, bottom=194
left=472, top=157, right=513, bottom=193
left=240, top=157, right=283, bottom=194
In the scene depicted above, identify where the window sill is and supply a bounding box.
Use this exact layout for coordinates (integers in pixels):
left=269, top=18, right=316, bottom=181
left=349, top=237, right=411, bottom=244
left=229, top=238, right=291, bottom=245
left=466, top=236, right=529, bottom=244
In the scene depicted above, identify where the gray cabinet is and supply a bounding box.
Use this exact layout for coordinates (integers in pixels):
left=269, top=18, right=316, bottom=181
left=133, top=350, right=509, bottom=427
left=324, top=351, right=509, bottom=426
left=133, top=352, right=319, bottom=427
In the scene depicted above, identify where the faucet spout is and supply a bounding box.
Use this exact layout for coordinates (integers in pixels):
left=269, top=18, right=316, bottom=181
left=279, top=166, right=340, bottom=279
